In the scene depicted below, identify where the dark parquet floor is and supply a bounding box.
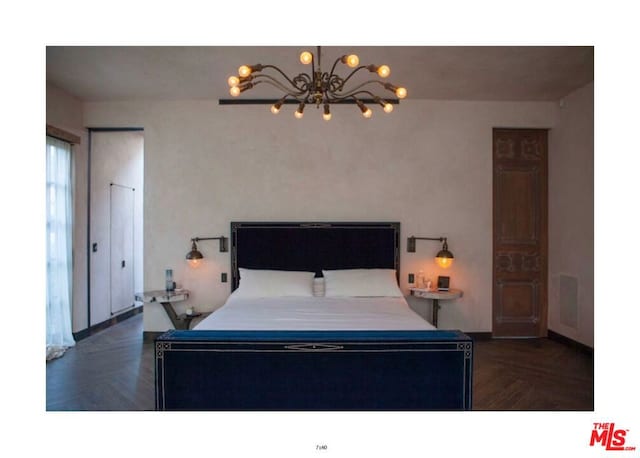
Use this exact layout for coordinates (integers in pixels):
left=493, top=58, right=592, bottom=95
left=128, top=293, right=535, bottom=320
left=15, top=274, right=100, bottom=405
left=46, top=313, right=155, bottom=410
left=46, top=313, right=593, bottom=411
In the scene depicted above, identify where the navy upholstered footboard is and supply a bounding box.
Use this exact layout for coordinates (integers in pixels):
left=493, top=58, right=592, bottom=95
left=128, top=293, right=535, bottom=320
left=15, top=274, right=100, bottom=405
left=155, top=329, right=473, bottom=411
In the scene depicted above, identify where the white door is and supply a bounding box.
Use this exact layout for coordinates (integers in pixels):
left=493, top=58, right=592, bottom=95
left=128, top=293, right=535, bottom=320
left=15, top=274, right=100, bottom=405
left=89, top=130, right=143, bottom=327
left=110, top=184, right=135, bottom=315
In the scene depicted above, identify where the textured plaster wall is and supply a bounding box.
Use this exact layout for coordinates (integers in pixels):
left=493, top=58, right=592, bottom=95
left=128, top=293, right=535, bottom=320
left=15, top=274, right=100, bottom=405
left=548, top=82, right=594, bottom=347
left=83, top=99, right=558, bottom=333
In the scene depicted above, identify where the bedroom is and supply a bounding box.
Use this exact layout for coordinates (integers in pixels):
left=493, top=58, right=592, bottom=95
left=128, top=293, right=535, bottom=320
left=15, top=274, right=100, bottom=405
left=36, top=39, right=618, bottom=453
left=44, top=45, right=594, bottom=343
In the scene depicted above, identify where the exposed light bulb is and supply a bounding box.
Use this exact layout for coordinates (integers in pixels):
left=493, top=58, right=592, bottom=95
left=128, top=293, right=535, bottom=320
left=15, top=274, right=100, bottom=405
left=294, top=110, right=304, bottom=119
left=436, top=256, right=453, bottom=269
left=323, top=104, right=331, bottom=121
left=229, top=86, right=241, bottom=97
left=271, top=105, right=281, bottom=114
left=346, top=54, right=359, bottom=68
left=227, top=76, right=240, bottom=87
left=383, top=103, right=394, bottom=113
left=396, top=87, right=407, bottom=99
left=188, top=259, right=201, bottom=268
left=377, top=65, right=391, bottom=78
left=363, top=108, right=372, bottom=118
left=300, top=51, right=313, bottom=65
left=238, top=65, right=252, bottom=77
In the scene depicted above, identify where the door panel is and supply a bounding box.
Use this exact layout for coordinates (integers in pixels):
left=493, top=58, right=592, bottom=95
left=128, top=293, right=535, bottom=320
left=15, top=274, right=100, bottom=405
left=493, top=128, right=548, bottom=337
left=110, top=184, right=135, bottom=315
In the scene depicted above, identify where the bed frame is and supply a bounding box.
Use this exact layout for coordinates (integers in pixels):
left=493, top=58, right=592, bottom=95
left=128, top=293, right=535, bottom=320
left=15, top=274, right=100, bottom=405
left=155, top=222, right=473, bottom=410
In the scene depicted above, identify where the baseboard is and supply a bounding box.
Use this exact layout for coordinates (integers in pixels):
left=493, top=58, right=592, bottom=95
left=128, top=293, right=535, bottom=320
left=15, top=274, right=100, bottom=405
left=548, top=329, right=593, bottom=355
left=143, top=331, right=166, bottom=343
left=466, top=332, right=492, bottom=340
left=73, top=306, right=143, bottom=341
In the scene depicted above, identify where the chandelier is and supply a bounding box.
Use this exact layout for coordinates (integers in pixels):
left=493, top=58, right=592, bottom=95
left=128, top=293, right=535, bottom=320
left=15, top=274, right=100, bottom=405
left=226, top=46, right=407, bottom=120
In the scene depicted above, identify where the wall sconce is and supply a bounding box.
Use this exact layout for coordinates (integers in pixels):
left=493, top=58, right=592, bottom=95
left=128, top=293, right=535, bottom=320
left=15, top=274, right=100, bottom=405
left=407, top=236, right=454, bottom=268
left=186, top=236, right=228, bottom=268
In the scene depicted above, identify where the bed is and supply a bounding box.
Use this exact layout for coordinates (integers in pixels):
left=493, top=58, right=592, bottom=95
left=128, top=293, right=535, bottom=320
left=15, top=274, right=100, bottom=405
left=155, top=222, right=473, bottom=410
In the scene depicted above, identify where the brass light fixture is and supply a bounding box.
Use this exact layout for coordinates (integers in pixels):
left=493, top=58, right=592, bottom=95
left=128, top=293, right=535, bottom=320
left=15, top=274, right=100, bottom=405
left=407, top=236, right=454, bottom=269
left=186, top=236, right=228, bottom=268
left=226, top=46, right=407, bottom=120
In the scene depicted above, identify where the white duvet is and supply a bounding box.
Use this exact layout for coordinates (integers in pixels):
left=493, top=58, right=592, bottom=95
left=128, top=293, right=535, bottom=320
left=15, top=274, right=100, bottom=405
left=193, top=293, right=435, bottom=331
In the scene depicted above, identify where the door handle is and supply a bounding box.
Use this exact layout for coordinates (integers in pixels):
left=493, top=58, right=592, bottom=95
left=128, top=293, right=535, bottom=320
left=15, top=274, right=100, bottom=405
left=121, top=260, right=126, bottom=268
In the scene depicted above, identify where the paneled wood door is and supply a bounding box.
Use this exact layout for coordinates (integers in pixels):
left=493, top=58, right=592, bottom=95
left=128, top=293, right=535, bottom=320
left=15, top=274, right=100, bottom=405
left=493, top=128, right=548, bottom=337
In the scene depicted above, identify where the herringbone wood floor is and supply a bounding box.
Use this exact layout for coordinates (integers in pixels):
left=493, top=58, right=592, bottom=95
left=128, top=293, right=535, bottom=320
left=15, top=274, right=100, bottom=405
left=46, top=313, right=593, bottom=411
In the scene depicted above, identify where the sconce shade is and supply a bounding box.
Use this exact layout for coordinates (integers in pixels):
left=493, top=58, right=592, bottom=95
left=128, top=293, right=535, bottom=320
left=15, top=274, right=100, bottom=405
left=186, top=236, right=228, bottom=267
left=186, top=240, right=204, bottom=267
left=186, top=240, right=204, bottom=261
left=407, top=236, right=454, bottom=268
left=435, top=248, right=454, bottom=268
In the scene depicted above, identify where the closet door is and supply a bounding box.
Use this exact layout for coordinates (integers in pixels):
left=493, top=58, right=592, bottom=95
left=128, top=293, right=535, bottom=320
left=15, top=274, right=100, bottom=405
left=89, top=129, right=143, bottom=327
left=110, top=183, right=135, bottom=315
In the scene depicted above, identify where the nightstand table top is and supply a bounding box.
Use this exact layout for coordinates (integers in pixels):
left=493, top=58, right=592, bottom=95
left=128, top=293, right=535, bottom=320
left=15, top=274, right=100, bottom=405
left=410, top=288, right=463, bottom=300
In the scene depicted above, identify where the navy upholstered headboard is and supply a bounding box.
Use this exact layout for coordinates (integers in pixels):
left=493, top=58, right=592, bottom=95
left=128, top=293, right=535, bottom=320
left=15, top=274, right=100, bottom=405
left=230, top=222, right=400, bottom=291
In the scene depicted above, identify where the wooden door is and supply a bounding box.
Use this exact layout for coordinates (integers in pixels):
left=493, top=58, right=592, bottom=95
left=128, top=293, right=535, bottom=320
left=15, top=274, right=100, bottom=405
left=492, top=128, right=548, bottom=337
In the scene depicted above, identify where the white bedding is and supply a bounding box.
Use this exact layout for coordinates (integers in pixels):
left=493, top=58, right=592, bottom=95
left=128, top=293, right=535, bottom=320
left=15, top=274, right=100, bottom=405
left=194, top=292, right=435, bottom=331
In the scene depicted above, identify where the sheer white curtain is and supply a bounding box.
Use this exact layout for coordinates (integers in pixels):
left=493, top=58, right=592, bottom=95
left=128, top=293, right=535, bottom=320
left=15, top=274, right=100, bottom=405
left=46, top=136, right=75, bottom=360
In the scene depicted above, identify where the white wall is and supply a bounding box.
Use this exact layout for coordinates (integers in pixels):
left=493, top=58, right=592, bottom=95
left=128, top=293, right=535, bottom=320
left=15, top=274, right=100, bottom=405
left=46, top=83, right=89, bottom=333
left=84, top=98, right=559, bottom=333
left=548, top=82, right=594, bottom=347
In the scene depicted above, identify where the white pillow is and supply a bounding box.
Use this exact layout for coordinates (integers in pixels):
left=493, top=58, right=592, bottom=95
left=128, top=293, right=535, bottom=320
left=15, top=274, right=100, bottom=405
left=322, top=268, right=403, bottom=297
left=235, top=268, right=315, bottom=298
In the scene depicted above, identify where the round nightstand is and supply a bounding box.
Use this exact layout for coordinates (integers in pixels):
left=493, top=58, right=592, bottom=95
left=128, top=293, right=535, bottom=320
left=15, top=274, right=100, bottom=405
left=409, top=288, right=463, bottom=327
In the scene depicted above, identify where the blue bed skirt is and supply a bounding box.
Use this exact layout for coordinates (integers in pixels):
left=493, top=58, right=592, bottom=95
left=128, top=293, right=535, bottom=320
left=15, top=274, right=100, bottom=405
left=155, top=329, right=473, bottom=411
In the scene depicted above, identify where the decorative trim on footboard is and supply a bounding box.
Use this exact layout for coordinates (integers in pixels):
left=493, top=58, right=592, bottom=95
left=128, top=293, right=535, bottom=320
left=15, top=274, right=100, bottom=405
left=155, top=329, right=473, bottom=411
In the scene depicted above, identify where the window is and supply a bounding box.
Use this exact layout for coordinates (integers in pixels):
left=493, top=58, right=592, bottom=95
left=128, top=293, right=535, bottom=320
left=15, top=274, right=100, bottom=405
left=46, top=135, right=75, bottom=360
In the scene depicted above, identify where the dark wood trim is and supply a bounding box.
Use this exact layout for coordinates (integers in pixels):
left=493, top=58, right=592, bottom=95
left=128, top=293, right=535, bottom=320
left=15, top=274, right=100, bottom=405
left=466, top=332, right=492, bottom=341
left=46, top=124, right=81, bottom=144
left=472, top=329, right=593, bottom=355
left=548, top=330, right=593, bottom=355
left=143, top=331, right=166, bottom=343
left=73, top=306, right=143, bottom=341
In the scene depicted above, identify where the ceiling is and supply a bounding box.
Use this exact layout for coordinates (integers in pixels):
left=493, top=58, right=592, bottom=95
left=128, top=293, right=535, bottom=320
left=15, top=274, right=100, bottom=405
left=46, top=46, right=594, bottom=102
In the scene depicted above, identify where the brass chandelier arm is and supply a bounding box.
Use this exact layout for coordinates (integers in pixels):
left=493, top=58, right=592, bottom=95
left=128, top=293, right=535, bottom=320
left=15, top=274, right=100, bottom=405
left=252, top=74, right=308, bottom=96
left=259, top=64, right=308, bottom=91
left=329, top=90, right=376, bottom=103
left=331, top=80, right=391, bottom=98
left=335, top=65, right=369, bottom=90
left=328, top=55, right=346, bottom=80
